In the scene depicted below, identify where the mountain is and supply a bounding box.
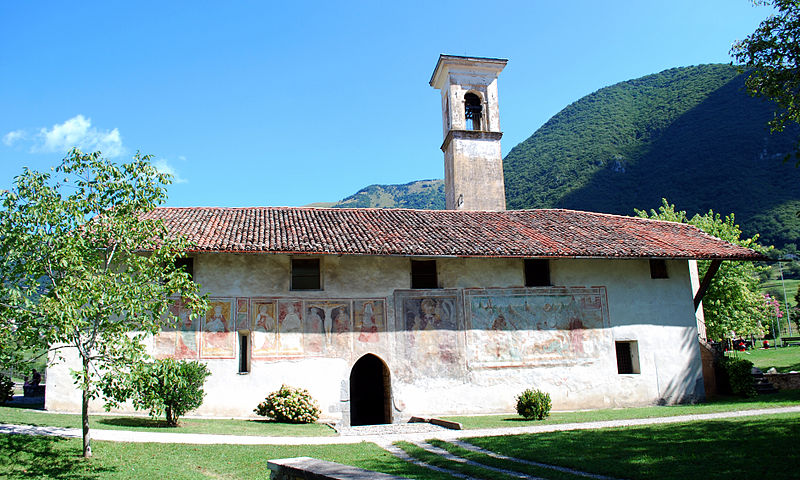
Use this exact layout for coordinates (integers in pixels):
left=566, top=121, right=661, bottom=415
left=318, top=64, right=799, bottom=251
left=317, top=179, right=445, bottom=210
left=504, top=64, right=800, bottom=250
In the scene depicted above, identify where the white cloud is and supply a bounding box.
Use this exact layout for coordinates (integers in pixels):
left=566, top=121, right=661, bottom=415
left=2, top=130, right=26, bottom=146
left=33, top=115, right=124, bottom=157
left=153, top=158, right=188, bottom=184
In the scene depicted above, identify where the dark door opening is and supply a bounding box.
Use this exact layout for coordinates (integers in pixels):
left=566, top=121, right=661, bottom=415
left=349, top=354, right=391, bottom=426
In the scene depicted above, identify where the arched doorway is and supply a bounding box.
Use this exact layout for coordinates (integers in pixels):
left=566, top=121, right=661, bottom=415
left=349, top=354, right=391, bottom=426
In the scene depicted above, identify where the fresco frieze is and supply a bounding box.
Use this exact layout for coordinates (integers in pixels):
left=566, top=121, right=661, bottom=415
left=154, top=298, right=199, bottom=359
left=464, top=287, right=610, bottom=368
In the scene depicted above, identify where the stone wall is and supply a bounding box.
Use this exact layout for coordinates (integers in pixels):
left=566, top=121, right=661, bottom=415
left=765, top=372, right=800, bottom=390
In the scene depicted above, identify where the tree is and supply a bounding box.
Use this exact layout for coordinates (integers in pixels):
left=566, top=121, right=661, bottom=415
left=635, top=199, right=770, bottom=340
left=0, top=149, right=207, bottom=457
left=731, top=0, right=800, bottom=162
left=103, top=359, right=210, bottom=427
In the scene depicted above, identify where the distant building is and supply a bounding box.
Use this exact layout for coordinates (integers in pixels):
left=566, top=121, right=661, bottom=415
left=46, top=56, right=761, bottom=425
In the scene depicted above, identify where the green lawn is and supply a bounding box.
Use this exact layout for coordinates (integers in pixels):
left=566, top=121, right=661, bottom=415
left=761, top=278, right=799, bottom=308
left=0, top=407, right=335, bottom=437
left=0, top=436, right=449, bottom=480
left=4, top=389, right=800, bottom=437
left=2, top=412, right=799, bottom=479
left=464, top=412, right=800, bottom=480
left=441, top=390, right=800, bottom=429
left=728, top=345, right=800, bottom=372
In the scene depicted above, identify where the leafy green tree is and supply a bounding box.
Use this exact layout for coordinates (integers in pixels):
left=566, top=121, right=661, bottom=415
left=731, top=0, right=800, bottom=161
left=0, top=149, right=207, bottom=457
left=103, top=359, right=210, bottom=427
left=635, top=199, right=770, bottom=340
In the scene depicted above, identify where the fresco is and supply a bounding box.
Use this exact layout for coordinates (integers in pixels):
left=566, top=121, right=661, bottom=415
left=395, top=290, right=463, bottom=378
left=277, top=300, right=304, bottom=355
left=464, top=287, right=610, bottom=368
left=354, top=299, right=385, bottom=345
left=251, top=300, right=277, bottom=358
left=154, top=298, right=199, bottom=359
left=200, top=298, right=236, bottom=359
left=305, top=301, right=351, bottom=354
left=235, top=297, right=249, bottom=331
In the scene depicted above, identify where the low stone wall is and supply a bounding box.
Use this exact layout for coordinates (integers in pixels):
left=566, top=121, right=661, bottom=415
left=268, top=457, right=406, bottom=480
left=765, top=373, right=800, bottom=390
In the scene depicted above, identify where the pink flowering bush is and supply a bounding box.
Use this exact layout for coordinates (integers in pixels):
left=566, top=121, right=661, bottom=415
left=254, top=385, right=321, bottom=423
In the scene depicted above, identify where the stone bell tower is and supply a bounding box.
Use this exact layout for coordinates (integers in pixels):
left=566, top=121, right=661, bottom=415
left=430, top=54, right=507, bottom=211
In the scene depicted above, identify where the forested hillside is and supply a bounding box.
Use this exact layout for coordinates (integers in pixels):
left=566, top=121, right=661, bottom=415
left=504, top=64, right=800, bottom=251
left=322, top=179, right=445, bottom=209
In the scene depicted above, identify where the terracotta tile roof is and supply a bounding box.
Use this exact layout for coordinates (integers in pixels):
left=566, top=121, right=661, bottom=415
left=143, top=207, right=765, bottom=260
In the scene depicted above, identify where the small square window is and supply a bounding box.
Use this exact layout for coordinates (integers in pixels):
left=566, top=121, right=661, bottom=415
left=524, top=259, right=550, bottom=287
left=291, top=258, right=321, bottom=290
left=615, top=341, right=640, bottom=374
left=175, top=257, right=194, bottom=280
left=411, top=260, right=438, bottom=289
left=650, top=259, right=668, bottom=279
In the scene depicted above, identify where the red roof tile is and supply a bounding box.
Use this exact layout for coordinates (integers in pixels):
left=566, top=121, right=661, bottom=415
left=142, top=207, right=764, bottom=260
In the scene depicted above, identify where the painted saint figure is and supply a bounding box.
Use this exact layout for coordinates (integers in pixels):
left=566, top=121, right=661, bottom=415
left=201, top=301, right=235, bottom=358
left=357, top=302, right=378, bottom=343
left=252, top=303, right=277, bottom=355
left=278, top=302, right=303, bottom=354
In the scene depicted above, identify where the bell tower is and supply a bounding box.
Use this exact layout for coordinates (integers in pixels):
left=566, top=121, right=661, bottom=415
left=430, top=55, right=507, bottom=211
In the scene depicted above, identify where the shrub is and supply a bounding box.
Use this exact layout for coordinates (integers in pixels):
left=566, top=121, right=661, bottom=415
left=254, top=385, right=321, bottom=424
left=721, top=356, right=756, bottom=397
left=516, top=388, right=552, bottom=420
left=104, top=359, right=211, bottom=426
left=0, top=374, right=13, bottom=404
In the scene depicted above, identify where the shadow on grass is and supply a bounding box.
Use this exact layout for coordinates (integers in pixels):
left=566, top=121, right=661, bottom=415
left=0, top=435, right=112, bottom=479
left=96, top=417, right=172, bottom=429
left=3, top=396, right=45, bottom=410
left=469, top=415, right=800, bottom=480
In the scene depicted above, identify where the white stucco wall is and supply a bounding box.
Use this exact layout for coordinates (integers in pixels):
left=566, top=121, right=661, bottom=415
left=46, top=254, right=704, bottom=421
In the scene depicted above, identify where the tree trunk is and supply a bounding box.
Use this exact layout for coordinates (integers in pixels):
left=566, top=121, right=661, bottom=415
left=81, top=359, right=92, bottom=458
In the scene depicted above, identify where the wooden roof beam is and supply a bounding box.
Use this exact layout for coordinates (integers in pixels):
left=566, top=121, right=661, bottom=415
left=694, top=259, right=722, bottom=311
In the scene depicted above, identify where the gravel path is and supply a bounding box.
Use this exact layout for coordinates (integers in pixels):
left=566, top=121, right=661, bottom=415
left=1, top=405, right=798, bottom=445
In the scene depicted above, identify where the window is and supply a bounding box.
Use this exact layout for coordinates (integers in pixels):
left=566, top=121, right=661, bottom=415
left=175, top=257, right=194, bottom=280
left=524, top=259, right=550, bottom=287
left=464, top=92, right=482, bottom=131
left=291, top=258, right=321, bottom=290
left=238, top=333, right=250, bottom=373
left=411, top=260, right=438, bottom=289
left=615, top=341, right=640, bottom=374
left=649, top=259, right=668, bottom=279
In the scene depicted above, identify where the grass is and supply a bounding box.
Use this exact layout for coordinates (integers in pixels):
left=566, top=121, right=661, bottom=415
left=728, top=345, right=800, bottom=372
left=441, top=390, right=800, bottom=430
left=0, top=436, right=448, bottom=480
left=466, top=412, right=800, bottom=480
left=4, top=387, right=800, bottom=437
left=761, top=277, right=799, bottom=309
left=2, top=410, right=799, bottom=479
left=0, top=407, right=336, bottom=437
left=396, top=441, right=519, bottom=480
left=426, top=439, right=580, bottom=480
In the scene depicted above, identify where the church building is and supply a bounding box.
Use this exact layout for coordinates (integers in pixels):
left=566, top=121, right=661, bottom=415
left=45, top=55, right=762, bottom=425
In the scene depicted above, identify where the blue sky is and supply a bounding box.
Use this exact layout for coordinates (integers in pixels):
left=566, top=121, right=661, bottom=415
left=0, top=1, right=772, bottom=207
